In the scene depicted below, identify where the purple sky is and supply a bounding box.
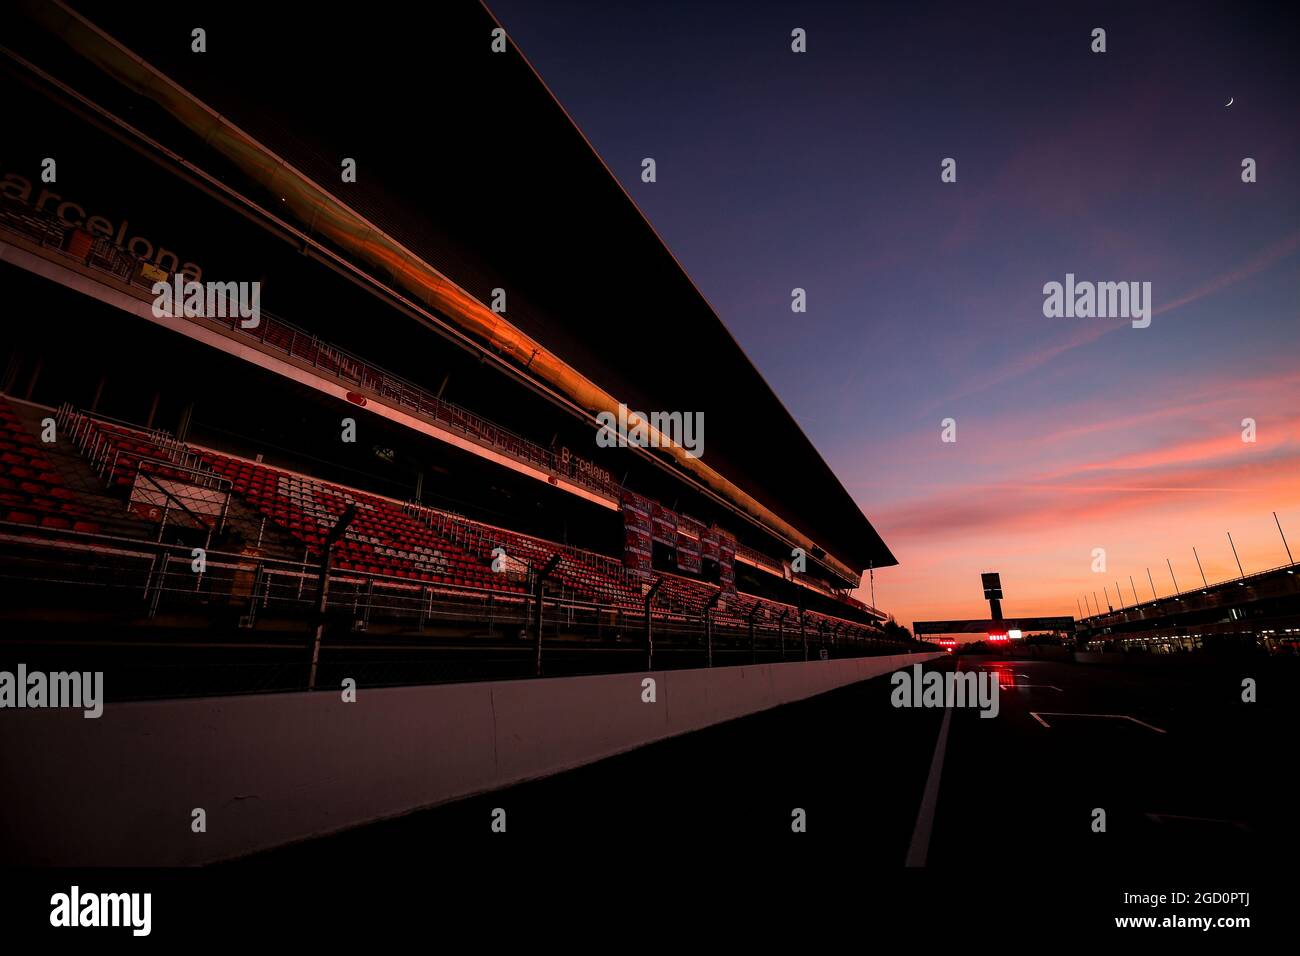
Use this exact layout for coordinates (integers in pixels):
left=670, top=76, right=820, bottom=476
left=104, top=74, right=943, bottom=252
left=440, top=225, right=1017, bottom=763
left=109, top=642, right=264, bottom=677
left=489, top=0, right=1300, bottom=628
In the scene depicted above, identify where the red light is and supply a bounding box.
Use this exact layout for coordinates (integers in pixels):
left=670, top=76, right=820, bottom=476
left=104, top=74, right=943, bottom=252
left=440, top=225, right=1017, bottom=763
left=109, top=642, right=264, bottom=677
left=980, top=662, right=1017, bottom=685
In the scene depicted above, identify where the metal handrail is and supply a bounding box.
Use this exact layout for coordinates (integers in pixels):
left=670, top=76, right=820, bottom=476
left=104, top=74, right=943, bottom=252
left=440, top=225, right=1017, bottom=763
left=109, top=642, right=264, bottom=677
left=1, top=202, right=619, bottom=501
left=0, top=521, right=890, bottom=640
left=1078, top=559, right=1300, bottom=624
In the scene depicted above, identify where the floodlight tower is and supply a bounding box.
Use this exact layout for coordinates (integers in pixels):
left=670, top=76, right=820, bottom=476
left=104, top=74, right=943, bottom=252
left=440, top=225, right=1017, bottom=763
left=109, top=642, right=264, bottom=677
left=982, top=572, right=1004, bottom=622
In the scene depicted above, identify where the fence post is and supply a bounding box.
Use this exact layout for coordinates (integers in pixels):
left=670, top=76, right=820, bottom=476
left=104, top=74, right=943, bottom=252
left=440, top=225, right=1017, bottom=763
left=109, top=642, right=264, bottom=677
left=644, top=577, right=664, bottom=671
left=533, top=554, right=561, bottom=677
left=147, top=553, right=169, bottom=618
left=309, top=506, right=355, bottom=691
left=142, top=550, right=162, bottom=604
left=703, top=592, right=721, bottom=668
left=246, top=563, right=266, bottom=625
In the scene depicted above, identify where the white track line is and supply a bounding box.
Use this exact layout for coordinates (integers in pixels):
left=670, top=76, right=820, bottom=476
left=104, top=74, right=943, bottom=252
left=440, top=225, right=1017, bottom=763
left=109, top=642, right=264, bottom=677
left=1030, top=712, right=1167, bottom=734
left=906, top=700, right=954, bottom=867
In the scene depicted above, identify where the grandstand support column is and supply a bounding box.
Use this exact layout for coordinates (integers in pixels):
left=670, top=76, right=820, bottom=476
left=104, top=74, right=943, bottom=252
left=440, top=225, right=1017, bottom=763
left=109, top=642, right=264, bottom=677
left=308, top=506, right=356, bottom=691
left=90, top=374, right=106, bottom=414
left=778, top=609, right=788, bottom=661
left=644, top=577, right=664, bottom=671
left=703, top=592, right=722, bottom=668
left=533, top=554, right=562, bottom=677
left=1, top=353, right=20, bottom=394
left=176, top=402, right=193, bottom=442
left=23, top=354, right=42, bottom=401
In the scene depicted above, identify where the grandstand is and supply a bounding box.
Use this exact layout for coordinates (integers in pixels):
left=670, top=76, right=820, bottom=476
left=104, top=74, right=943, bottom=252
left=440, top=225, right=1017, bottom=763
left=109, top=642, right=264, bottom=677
left=1076, top=560, right=1300, bottom=655
left=0, top=0, right=912, bottom=699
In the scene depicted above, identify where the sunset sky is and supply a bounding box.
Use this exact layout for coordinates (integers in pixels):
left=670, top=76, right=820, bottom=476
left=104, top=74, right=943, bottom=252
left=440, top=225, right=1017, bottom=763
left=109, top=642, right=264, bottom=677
left=491, top=0, right=1300, bottom=630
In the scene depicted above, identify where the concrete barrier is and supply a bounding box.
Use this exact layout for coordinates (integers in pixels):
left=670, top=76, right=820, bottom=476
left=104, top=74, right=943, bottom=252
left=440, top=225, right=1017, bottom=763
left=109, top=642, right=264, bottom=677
left=0, top=652, right=940, bottom=865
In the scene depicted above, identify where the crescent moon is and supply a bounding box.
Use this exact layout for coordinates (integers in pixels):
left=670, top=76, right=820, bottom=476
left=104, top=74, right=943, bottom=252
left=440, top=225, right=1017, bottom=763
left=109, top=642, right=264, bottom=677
left=1225, top=97, right=1233, bottom=106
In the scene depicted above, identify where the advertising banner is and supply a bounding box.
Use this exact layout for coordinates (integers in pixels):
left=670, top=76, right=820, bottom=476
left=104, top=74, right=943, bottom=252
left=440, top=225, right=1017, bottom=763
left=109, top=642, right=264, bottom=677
left=651, top=503, right=678, bottom=546
left=716, top=525, right=737, bottom=595
left=622, top=490, right=654, bottom=575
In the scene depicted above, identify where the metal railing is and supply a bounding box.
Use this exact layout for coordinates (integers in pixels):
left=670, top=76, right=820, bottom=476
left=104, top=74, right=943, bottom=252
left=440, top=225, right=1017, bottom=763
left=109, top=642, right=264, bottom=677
left=1077, top=559, right=1300, bottom=627
left=57, top=404, right=233, bottom=537
left=1, top=201, right=619, bottom=501
left=0, top=524, right=917, bottom=700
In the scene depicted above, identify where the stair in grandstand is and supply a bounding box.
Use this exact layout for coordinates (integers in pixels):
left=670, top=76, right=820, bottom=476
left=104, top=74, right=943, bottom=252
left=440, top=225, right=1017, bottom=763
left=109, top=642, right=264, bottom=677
left=42, top=402, right=302, bottom=559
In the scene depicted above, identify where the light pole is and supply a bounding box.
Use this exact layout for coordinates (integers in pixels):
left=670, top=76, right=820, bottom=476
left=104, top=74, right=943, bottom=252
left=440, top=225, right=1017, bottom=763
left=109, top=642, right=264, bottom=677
left=308, top=504, right=355, bottom=691
left=533, top=553, right=561, bottom=676
left=703, top=591, right=722, bottom=668
left=644, top=577, right=664, bottom=671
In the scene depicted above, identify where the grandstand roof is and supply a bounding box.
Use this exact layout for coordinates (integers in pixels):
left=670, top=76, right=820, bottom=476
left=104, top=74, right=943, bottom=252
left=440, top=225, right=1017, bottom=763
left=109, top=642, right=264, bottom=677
left=50, top=0, right=898, bottom=573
